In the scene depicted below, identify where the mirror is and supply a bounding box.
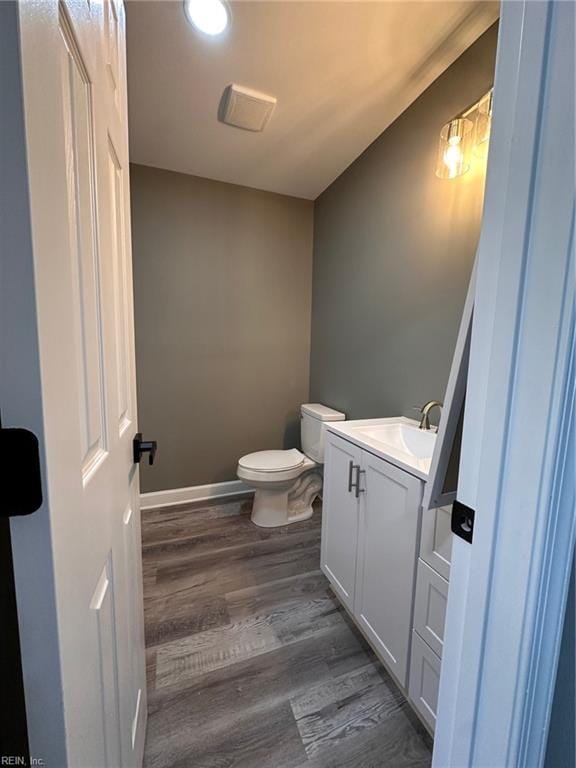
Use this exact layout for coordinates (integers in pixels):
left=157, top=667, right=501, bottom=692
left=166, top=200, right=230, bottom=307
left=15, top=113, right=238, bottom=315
left=423, top=259, right=475, bottom=510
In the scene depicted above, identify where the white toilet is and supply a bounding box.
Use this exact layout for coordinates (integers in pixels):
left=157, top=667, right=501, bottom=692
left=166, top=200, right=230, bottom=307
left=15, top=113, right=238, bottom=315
left=237, top=403, right=346, bottom=527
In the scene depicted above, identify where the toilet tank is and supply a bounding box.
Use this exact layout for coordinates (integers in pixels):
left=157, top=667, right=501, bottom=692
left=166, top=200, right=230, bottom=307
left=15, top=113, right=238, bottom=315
left=300, top=403, right=346, bottom=463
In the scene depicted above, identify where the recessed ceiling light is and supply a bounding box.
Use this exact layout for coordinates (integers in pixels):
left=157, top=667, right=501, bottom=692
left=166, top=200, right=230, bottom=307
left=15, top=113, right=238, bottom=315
left=184, top=0, right=229, bottom=36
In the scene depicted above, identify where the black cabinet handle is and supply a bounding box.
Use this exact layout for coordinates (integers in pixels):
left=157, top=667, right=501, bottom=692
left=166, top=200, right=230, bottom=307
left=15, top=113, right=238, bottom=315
left=347, top=460, right=354, bottom=493
left=133, top=433, right=157, bottom=466
left=354, top=466, right=365, bottom=498
left=348, top=462, right=365, bottom=498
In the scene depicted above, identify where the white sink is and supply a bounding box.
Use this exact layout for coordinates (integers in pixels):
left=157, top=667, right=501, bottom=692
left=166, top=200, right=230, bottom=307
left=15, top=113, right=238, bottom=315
left=326, top=417, right=437, bottom=479
left=352, top=423, right=436, bottom=460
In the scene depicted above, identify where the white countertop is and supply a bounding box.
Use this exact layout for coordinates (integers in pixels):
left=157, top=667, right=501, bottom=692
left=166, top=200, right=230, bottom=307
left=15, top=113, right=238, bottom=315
left=326, top=416, right=436, bottom=481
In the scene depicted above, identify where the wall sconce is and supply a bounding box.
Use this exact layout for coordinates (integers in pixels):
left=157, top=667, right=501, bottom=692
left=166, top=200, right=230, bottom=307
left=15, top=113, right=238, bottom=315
left=473, top=89, right=493, bottom=157
left=435, top=117, right=473, bottom=179
left=435, top=87, right=493, bottom=179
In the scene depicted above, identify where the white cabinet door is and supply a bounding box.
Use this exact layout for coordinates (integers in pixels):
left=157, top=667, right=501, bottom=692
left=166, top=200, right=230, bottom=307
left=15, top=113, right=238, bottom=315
left=409, top=630, right=441, bottom=733
left=355, top=452, right=423, bottom=688
left=414, top=559, right=449, bottom=658
left=321, top=432, right=362, bottom=611
left=420, top=505, right=453, bottom=580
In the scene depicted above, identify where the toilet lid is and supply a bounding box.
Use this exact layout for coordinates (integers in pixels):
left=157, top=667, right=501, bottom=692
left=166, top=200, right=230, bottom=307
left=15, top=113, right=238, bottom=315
left=238, top=449, right=305, bottom=473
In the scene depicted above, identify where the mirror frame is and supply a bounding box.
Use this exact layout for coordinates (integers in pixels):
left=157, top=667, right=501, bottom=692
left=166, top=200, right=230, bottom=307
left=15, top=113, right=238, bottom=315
left=423, top=259, right=476, bottom=510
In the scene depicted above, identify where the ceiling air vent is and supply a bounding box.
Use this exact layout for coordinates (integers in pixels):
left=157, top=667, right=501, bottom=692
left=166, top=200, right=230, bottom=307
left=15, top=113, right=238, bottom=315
left=219, top=84, right=277, bottom=132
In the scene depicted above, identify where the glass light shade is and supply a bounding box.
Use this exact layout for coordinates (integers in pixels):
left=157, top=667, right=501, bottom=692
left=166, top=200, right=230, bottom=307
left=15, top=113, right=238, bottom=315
left=435, top=118, right=473, bottom=179
left=184, top=0, right=229, bottom=35
left=473, top=90, right=493, bottom=158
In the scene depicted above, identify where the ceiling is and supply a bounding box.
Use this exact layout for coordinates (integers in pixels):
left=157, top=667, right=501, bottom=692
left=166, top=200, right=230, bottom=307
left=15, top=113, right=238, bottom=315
left=126, top=1, right=498, bottom=200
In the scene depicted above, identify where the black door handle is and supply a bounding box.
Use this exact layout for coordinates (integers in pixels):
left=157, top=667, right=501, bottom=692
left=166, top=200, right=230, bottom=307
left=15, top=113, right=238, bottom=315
left=133, top=433, right=157, bottom=466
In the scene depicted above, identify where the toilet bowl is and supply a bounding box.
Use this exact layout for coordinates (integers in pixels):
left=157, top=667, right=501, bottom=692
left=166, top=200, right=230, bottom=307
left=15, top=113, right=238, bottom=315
left=237, top=404, right=345, bottom=527
left=237, top=449, right=322, bottom=527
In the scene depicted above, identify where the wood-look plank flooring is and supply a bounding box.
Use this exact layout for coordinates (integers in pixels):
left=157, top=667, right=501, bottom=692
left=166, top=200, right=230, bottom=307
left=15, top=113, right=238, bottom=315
left=142, top=496, right=433, bottom=768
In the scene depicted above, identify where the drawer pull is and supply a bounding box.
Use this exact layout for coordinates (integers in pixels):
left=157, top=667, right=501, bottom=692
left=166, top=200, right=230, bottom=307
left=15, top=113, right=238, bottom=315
left=348, top=463, right=365, bottom=498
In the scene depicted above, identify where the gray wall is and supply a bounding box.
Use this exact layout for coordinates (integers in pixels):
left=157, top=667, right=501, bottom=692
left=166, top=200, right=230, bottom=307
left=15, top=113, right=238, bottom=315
left=130, top=165, right=313, bottom=492
left=310, top=24, right=498, bottom=420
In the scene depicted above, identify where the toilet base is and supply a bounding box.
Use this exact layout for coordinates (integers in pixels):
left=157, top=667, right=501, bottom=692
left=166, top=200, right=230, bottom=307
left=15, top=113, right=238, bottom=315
left=250, top=470, right=323, bottom=528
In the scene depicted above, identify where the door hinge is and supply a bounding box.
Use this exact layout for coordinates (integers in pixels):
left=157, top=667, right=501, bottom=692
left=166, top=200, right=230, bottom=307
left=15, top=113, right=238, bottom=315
left=451, top=500, right=475, bottom=543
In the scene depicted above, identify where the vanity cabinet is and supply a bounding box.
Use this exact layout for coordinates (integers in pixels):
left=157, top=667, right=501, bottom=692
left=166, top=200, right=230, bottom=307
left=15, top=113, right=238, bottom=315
left=420, top=504, right=453, bottom=581
left=408, top=630, right=442, bottom=732
left=408, top=505, right=453, bottom=732
left=321, top=430, right=424, bottom=689
left=413, top=558, right=449, bottom=657
left=321, top=432, right=362, bottom=611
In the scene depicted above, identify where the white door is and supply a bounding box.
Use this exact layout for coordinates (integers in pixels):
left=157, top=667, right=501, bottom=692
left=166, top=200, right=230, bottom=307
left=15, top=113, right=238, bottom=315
left=354, top=451, right=423, bottom=688
left=321, top=432, right=362, bottom=610
left=5, top=1, right=147, bottom=765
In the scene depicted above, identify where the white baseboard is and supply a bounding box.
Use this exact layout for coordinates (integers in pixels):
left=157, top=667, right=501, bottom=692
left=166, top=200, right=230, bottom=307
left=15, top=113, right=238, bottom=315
left=140, top=480, right=253, bottom=510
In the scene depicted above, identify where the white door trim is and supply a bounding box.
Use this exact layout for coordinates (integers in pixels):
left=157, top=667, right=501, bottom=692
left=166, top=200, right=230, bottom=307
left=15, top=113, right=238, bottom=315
left=434, top=1, right=575, bottom=766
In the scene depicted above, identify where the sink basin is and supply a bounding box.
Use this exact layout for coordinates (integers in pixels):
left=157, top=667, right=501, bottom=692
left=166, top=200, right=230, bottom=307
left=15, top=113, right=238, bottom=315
left=326, top=417, right=437, bottom=479
left=352, top=423, right=436, bottom=460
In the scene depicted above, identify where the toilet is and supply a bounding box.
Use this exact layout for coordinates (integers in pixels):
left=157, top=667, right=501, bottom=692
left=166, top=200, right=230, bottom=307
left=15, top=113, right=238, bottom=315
left=237, top=403, right=346, bottom=527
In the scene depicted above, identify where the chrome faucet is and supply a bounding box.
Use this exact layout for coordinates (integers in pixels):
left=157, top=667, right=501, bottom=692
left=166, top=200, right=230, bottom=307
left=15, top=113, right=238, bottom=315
left=414, top=400, right=443, bottom=431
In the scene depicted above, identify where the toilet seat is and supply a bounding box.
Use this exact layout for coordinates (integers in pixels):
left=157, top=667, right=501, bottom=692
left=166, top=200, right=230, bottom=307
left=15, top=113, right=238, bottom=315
left=237, top=450, right=316, bottom=484
left=236, top=402, right=344, bottom=528
left=238, top=449, right=305, bottom=473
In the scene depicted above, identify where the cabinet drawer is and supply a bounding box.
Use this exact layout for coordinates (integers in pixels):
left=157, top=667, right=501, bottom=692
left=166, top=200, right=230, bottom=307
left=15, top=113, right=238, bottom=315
left=420, top=505, right=453, bottom=580
left=413, top=558, right=449, bottom=658
left=409, top=630, right=441, bottom=734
